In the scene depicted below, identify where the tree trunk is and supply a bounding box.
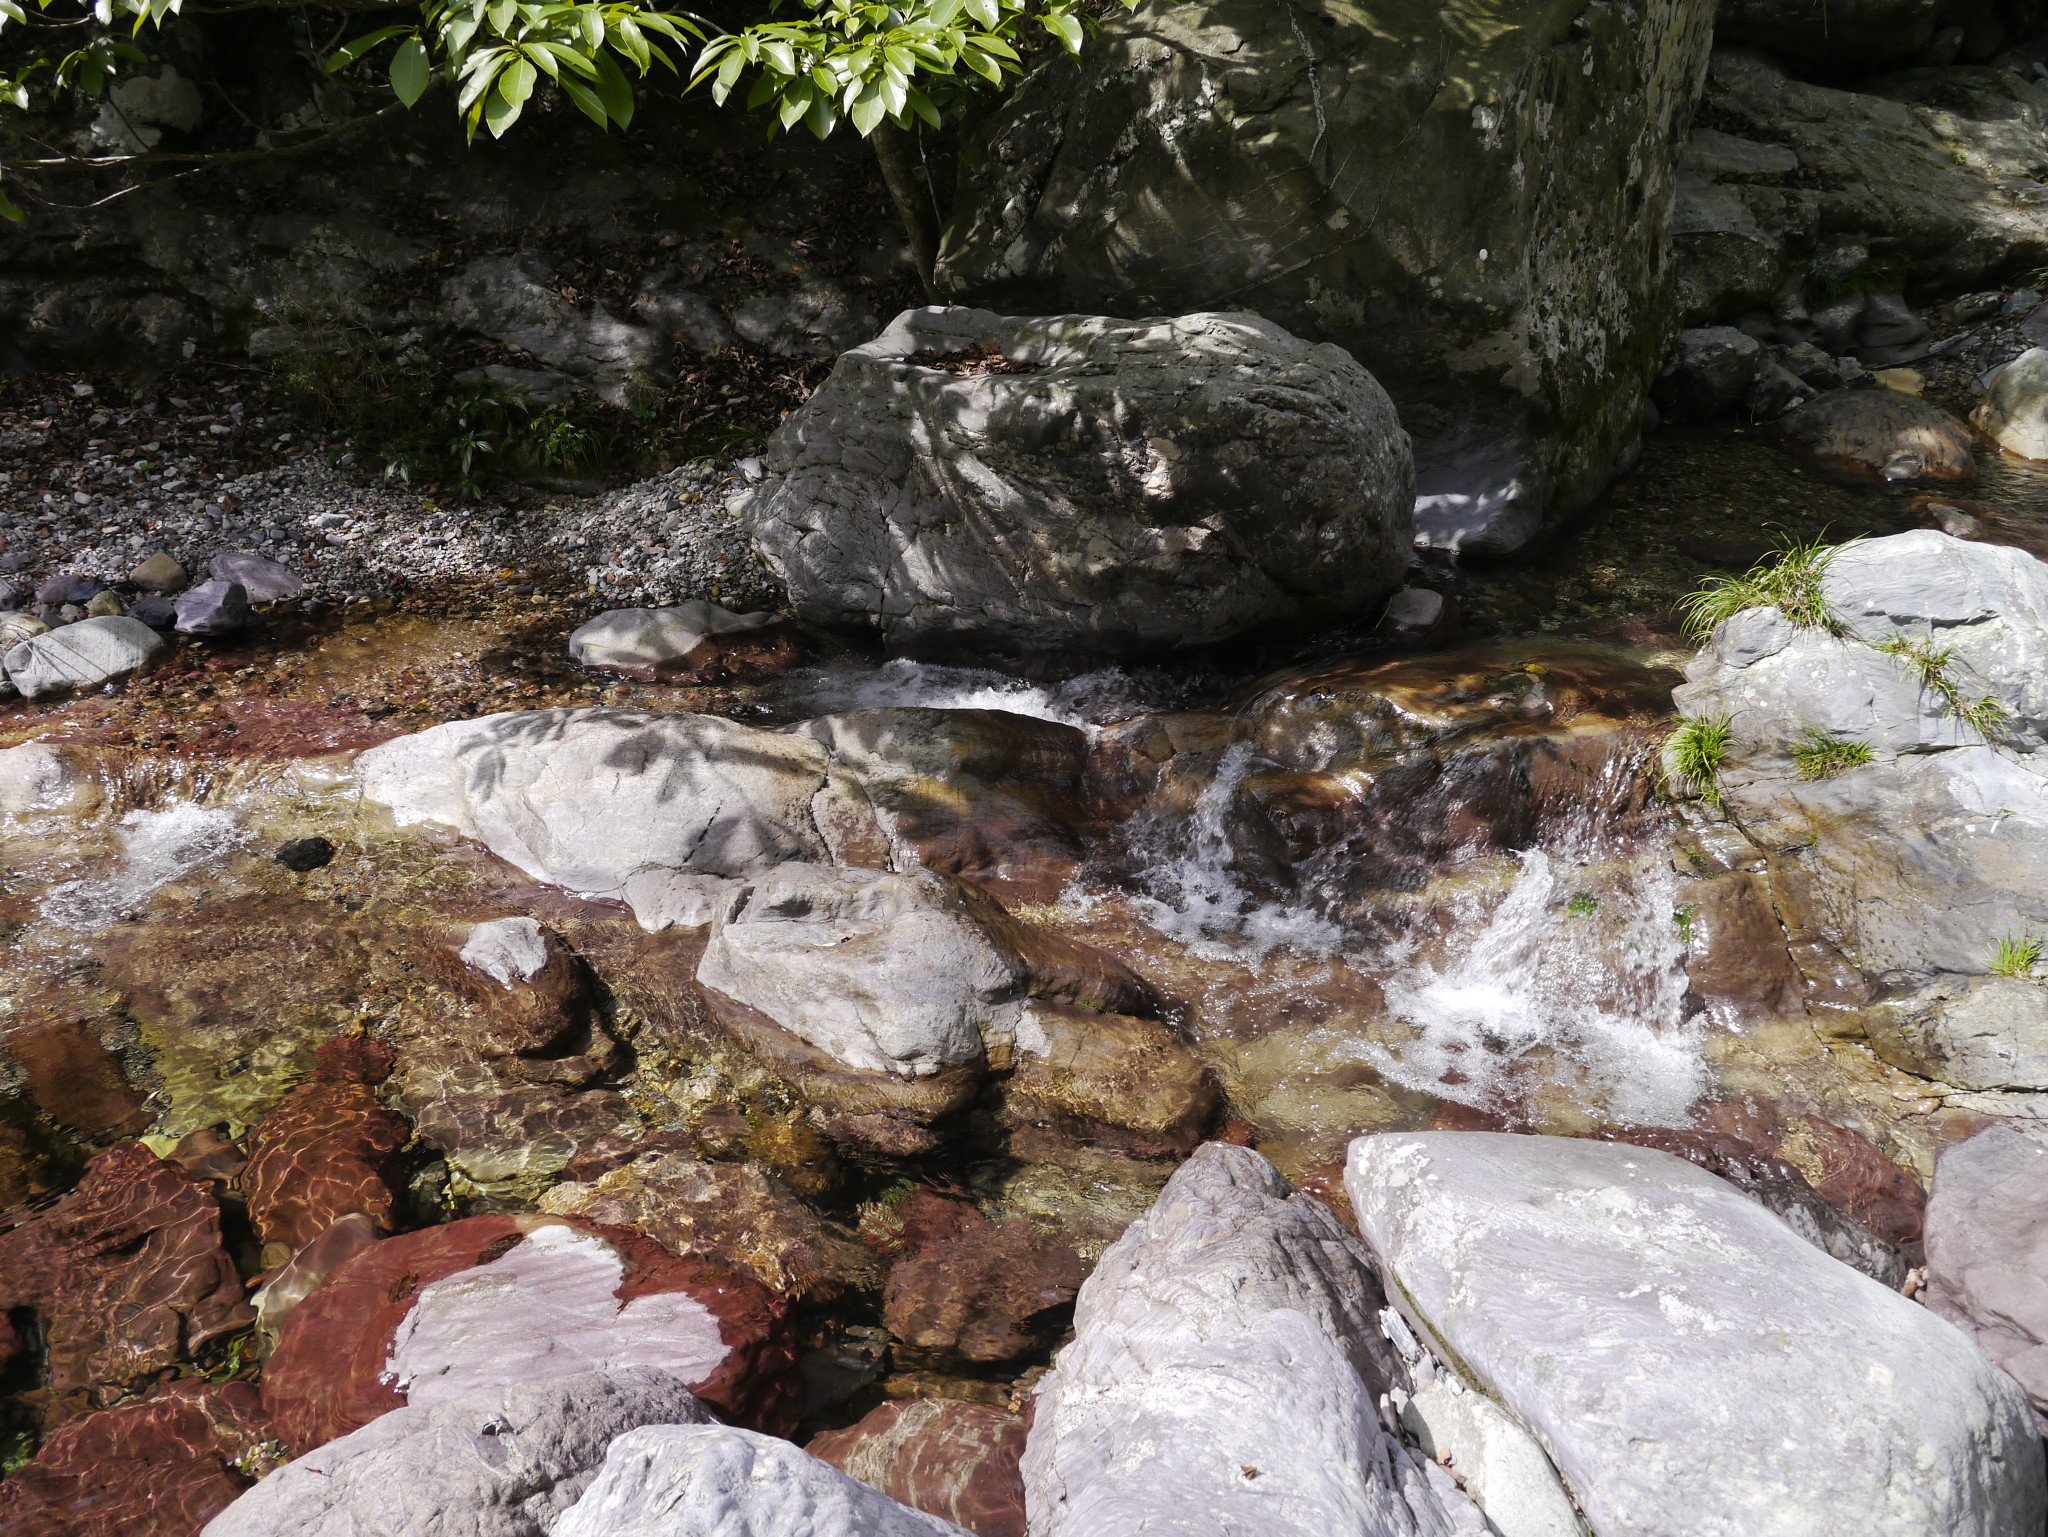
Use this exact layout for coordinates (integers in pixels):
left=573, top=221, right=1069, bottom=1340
left=871, top=121, right=942, bottom=303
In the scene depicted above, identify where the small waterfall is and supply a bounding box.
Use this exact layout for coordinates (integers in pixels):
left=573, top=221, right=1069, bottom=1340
left=40, top=802, right=248, bottom=931
left=1357, top=843, right=1701, bottom=1126
left=757, top=657, right=1170, bottom=730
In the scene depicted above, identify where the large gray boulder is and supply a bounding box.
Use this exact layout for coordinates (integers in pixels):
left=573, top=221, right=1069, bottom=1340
left=746, top=306, right=1413, bottom=656
left=934, top=0, right=1715, bottom=557
left=1863, top=976, right=2048, bottom=1091
left=2, top=614, right=164, bottom=698
left=354, top=707, right=874, bottom=930
left=1022, top=1142, right=1488, bottom=1537
left=1923, top=1126, right=2048, bottom=1431
left=1672, top=532, right=2048, bottom=982
left=202, top=1368, right=714, bottom=1537
left=1675, top=52, right=2048, bottom=324
left=1345, top=1132, right=2048, bottom=1537
left=1975, top=348, right=2048, bottom=463
left=552, top=1424, right=971, bottom=1537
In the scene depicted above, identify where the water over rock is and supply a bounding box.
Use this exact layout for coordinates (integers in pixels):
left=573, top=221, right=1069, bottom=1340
left=746, top=306, right=1413, bottom=655
left=883, top=1216, right=1084, bottom=1366
left=1345, top=1131, right=2048, bottom=1535
left=203, top=1368, right=711, bottom=1537
left=567, top=601, right=796, bottom=683
left=1022, top=1142, right=1482, bottom=1537
left=936, top=0, right=1714, bottom=557
left=1776, top=390, right=1976, bottom=483
left=808, top=1399, right=1027, bottom=1537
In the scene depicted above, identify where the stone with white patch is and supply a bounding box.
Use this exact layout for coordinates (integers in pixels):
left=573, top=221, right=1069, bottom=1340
left=460, top=916, right=552, bottom=988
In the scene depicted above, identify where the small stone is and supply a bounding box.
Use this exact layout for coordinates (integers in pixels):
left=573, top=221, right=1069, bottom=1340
left=56, top=604, right=84, bottom=625
left=276, top=836, right=336, bottom=872
left=0, top=582, right=18, bottom=610
left=128, top=594, right=179, bottom=629
left=84, top=590, right=125, bottom=619
left=34, top=573, right=102, bottom=606
left=129, top=551, right=188, bottom=592
left=207, top=550, right=303, bottom=603
left=174, top=579, right=254, bottom=636
left=0, top=612, right=49, bottom=649
left=1869, top=367, right=1924, bottom=395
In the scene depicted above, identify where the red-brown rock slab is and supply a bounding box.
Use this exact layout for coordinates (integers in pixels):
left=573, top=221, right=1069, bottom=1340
left=0, top=1381, right=279, bottom=1537
left=0, top=1143, right=251, bottom=1424
left=809, top=1397, right=1027, bottom=1537
left=858, top=1186, right=987, bottom=1260
left=882, top=1218, right=1084, bottom=1365
left=1785, top=1114, right=1928, bottom=1247
left=242, top=1034, right=409, bottom=1261
left=261, top=1214, right=800, bottom=1454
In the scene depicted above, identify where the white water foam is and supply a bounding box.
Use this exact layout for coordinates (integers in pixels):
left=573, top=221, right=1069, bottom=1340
left=767, top=658, right=1165, bottom=731
left=40, top=801, right=247, bottom=930
left=1123, top=742, right=1347, bottom=963
left=1356, top=846, right=1703, bottom=1126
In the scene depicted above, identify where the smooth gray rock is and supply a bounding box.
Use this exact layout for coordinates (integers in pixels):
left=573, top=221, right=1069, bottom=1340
left=696, top=864, right=1024, bottom=1079
left=936, top=0, right=1715, bottom=558
left=201, top=1368, right=715, bottom=1537
left=1865, top=976, right=2048, bottom=1089
left=1923, top=1126, right=2048, bottom=1431
left=747, top=306, right=1413, bottom=655
left=1974, top=347, right=2048, bottom=462
left=1, top=614, right=163, bottom=697
left=554, top=1424, right=970, bottom=1536
left=442, top=254, right=669, bottom=407
left=1022, top=1143, right=1486, bottom=1537
left=1775, top=389, right=1975, bottom=482
left=460, top=916, right=553, bottom=988
left=208, top=550, right=303, bottom=602
left=567, top=602, right=777, bottom=675
left=355, top=707, right=870, bottom=930
left=1345, top=1132, right=2048, bottom=1537
left=1655, top=327, right=1762, bottom=422
left=730, top=280, right=876, bottom=359
left=174, top=578, right=254, bottom=635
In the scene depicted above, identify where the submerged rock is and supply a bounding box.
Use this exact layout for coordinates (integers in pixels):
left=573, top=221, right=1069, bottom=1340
left=1345, top=1131, right=2047, bottom=1536
left=2, top=614, right=163, bottom=697
left=260, top=1215, right=800, bottom=1453
left=241, top=1033, right=408, bottom=1264
left=1777, top=389, right=1975, bottom=483
left=1922, top=1126, right=2048, bottom=1432
left=883, top=1217, right=1084, bottom=1366
left=748, top=306, right=1413, bottom=655
left=567, top=601, right=796, bottom=682
left=1023, top=1142, right=1481, bottom=1537
left=0, top=1382, right=279, bottom=1537
left=552, top=1424, right=972, bottom=1537
left=204, top=1368, right=711, bottom=1537
left=808, top=1399, right=1026, bottom=1537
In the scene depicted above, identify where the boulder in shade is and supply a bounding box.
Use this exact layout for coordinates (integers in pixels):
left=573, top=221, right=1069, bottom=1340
left=1023, top=1142, right=1481, bottom=1537
left=809, top=1398, right=1026, bottom=1537
left=747, top=306, right=1413, bottom=656
left=553, top=1424, right=972, bottom=1537
left=3, top=614, right=164, bottom=697
left=259, top=1214, right=800, bottom=1454
left=203, top=1368, right=711, bottom=1537
left=208, top=550, right=303, bottom=602
left=1922, top=1125, right=2048, bottom=1431
left=1345, top=1131, right=2048, bottom=1537
left=1777, top=389, right=1976, bottom=483
left=174, top=578, right=254, bottom=635
left=568, top=601, right=796, bottom=682
left=1974, top=347, right=2048, bottom=463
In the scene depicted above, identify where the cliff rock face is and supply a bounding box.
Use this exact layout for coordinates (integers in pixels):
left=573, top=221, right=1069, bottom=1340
left=936, top=0, right=1717, bottom=557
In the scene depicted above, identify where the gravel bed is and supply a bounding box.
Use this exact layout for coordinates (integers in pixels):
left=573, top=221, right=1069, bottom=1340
left=0, top=382, right=784, bottom=615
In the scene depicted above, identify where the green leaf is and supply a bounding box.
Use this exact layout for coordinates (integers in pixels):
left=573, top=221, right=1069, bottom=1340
left=974, top=34, right=1020, bottom=59
left=535, top=39, right=597, bottom=77
left=580, top=8, right=603, bottom=48
left=484, top=75, right=526, bottom=135
left=499, top=54, right=536, bottom=106
left=962, top=0, right=998, bottom=25
left=457, top=50, right=507, bottom=112
left=590, top=47, right=634, bottom=125
left=325, top=24, right=412, bottom=72
left=777, top=81, right=812, bottom=128
left=848, top=89, right=885, bottom=134
left=390, top=36, right=432, bottom=104
left=0, top=184, right=22, bottom=225
left=763, top=39, right=797, bottom=75
left=1042, top=10, right=1081, bottom=51
left=559, top=70, right=609, bottom=124
left=905, top=81, right=940, bottom=127
left=960, top=45, right=1002, bottom=82
left=609, top=15, right=651, bottom=70
left=803, top=90, right=838, bottom=138
left=745, top=69, right=778, bottom=108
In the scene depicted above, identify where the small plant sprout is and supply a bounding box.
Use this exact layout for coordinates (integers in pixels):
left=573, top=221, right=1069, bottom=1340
left=1661, top=713, right=1735, bottom=809
left=1565, top=892, right=1599, bottom=918
left=1989, top=930, right=2045, bottom=979
left=1678, top=532, right=1856, bottom=642
left=1673, top=904, right=1698, bottom=946
left=1789, top=729, right=1875, bottom=780
left=1877, top=634, right=2009, bottom=738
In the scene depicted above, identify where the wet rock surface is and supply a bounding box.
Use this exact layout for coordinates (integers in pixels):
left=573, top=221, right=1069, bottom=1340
left=1923, top=1126, right=2048, bottom=1431
left=807, top=1399, right=1026, bottom=1537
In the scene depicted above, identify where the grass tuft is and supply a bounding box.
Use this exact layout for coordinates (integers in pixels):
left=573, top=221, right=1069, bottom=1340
left=1678, top=533, right=1855, bottom=642
left=1877, top=634, right=2010, bottom=738
left=1661, top=713, right=1735, bottom=809
left=1989, top=930, right=2044, bottom=979
left=1790, top=730, right=1875, bottom=780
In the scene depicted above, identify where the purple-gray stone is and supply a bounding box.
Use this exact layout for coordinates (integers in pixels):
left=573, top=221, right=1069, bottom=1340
left=207, top=551, right=303, bottom=603
left=175, top=579, right=254, bottom=635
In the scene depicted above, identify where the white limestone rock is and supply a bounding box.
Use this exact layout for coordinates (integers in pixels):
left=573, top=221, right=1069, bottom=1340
left=202, top=1367, right=713, bottom=1537
left=2, top=614, right=164, bottom=698
left=553, top=1424, right=971, bottom=1537
left=1922, top=1125, right=2048, bottom=1431
left=696, top=863, right=1025, bottom=1079
left=460, top=916, right=553, bottom=988
left=1022, top=1142, right=1484, bottom=1537
left=1346, top=1131, right=2048, bottom=1537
